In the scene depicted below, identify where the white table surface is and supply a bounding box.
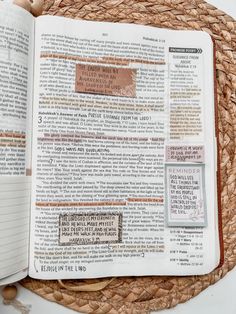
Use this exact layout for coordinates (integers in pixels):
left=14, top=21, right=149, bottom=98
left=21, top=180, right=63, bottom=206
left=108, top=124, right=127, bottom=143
left=1, top=0, right=236, bottom=313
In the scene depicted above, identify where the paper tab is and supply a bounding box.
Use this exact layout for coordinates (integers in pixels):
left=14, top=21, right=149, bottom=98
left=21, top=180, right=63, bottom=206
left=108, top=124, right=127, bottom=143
left=166, top=145, right=204, bottom=163
left=165, top=164, right=207, bottom=227
left=75, top=64, right=136, bottom=97
left=59, top=213, right=122, bottom=245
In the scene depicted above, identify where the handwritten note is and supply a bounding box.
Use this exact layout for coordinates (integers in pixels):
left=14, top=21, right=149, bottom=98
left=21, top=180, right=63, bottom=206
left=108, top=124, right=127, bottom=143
left=166, top=145, right=204, bottom=163
left=59, top=213, right=122, bottom=246
left=75, top=64, right=136, bottom=97
left=165, top=164, right=207, bottom=227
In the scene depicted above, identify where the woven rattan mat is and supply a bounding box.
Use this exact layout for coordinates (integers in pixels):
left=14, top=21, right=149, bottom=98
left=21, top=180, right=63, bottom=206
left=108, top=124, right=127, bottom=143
left=21, top=0, right=236, bottom=313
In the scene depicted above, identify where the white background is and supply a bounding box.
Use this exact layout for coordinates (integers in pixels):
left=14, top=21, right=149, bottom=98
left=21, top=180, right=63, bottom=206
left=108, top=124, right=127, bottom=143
left=0, top=0, right=236, bottom=313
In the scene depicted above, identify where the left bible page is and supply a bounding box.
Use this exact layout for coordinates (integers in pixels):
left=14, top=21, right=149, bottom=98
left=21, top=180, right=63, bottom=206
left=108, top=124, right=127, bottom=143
left=0, top=3, right=34, bottom=284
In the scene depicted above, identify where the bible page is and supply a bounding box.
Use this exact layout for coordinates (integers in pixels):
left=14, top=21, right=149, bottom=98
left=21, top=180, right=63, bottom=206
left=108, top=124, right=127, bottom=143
left=29, top=15, right=219, bottom=279
left=0, top=3, right=34, bottom=280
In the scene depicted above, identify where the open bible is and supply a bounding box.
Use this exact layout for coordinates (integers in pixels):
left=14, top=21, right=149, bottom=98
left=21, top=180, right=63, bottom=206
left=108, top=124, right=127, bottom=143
left=0, top=2, right=222, bottom=285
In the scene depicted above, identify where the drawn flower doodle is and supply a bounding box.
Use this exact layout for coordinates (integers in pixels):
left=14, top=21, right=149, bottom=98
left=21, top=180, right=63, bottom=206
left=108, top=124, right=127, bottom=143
left=189, top=199, right=204, bottom=221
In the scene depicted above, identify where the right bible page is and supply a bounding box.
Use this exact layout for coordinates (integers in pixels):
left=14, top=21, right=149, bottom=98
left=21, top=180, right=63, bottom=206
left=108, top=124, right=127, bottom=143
left=29, top=15, right=219, bottom=279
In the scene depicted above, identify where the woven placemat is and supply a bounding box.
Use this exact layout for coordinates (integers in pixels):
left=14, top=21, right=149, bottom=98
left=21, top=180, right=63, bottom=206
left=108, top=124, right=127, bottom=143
left=21, top=0, right=236, bottom=313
